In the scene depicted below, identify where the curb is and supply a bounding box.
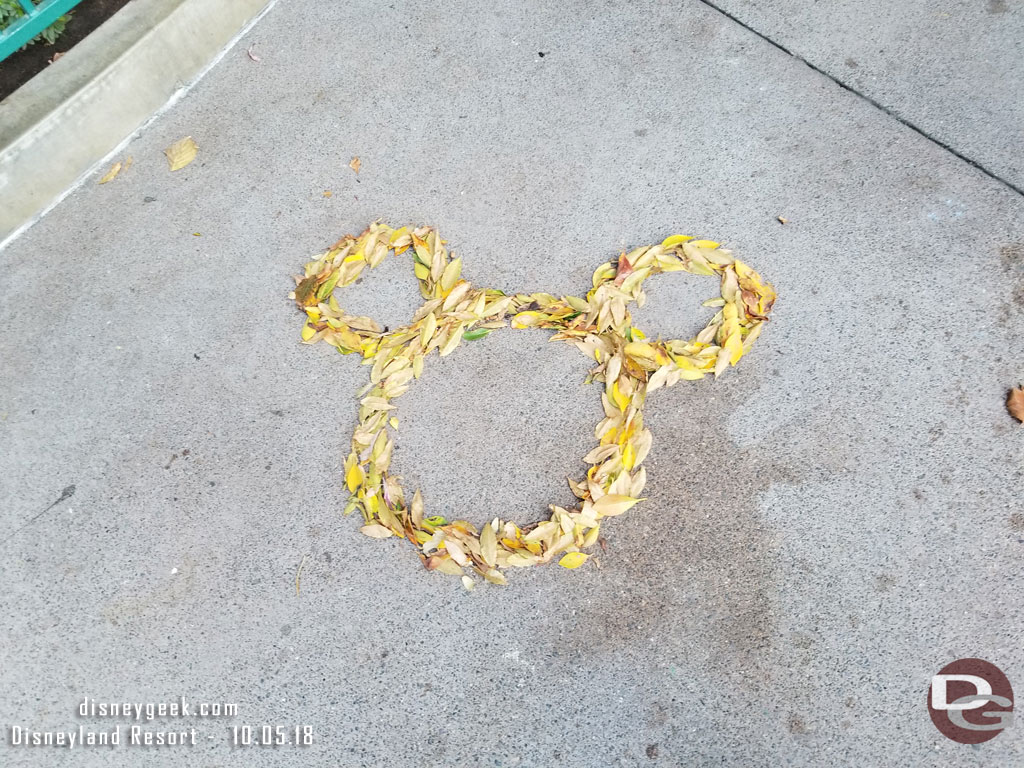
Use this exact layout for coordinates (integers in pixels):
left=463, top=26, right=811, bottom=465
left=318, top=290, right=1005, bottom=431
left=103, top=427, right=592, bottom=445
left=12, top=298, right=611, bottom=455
left=0, top=0, right=272, bottom=246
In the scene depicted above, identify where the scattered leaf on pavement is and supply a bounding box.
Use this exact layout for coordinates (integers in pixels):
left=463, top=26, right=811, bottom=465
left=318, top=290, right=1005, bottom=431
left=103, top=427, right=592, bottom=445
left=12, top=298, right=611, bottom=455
left=164, top=136, right=198, bottom=171
left=349, top=156, right=361, bottom=174
left=98, top=162, right=122, bottom=184
left=558, top=552, right=589, bottom=569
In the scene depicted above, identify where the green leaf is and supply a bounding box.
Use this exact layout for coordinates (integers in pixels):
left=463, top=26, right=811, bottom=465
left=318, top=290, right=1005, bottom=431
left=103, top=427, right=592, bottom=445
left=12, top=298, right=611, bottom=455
left=462, top=327, right=492, bottom=341
left=316, top=270, right=340, bottom=301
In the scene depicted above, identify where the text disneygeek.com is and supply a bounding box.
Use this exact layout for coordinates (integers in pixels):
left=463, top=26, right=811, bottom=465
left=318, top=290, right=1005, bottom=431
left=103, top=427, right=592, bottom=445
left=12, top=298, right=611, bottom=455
left=5, top=697, right=313, bottom=749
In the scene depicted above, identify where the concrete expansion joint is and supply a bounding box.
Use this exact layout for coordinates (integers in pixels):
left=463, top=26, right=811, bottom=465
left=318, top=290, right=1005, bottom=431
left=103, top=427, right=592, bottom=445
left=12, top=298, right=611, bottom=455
left=696, top=0, right=1024, bottom=199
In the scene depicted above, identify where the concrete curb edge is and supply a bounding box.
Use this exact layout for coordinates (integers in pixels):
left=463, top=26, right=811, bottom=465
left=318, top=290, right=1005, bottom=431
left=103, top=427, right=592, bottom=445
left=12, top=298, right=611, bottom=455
left=0, top=0, right=275, bottom=249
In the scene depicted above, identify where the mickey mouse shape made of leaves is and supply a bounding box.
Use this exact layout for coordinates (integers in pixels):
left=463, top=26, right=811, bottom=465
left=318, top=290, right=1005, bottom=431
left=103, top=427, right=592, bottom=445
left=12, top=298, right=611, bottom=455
left=291, top=223, right=776, bottom=585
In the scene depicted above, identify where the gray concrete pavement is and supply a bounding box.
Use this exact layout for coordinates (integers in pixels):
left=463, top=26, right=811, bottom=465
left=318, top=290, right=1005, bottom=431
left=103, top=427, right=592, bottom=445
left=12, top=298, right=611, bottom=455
left=712, top=0, right=1024, bottom=191
left=1, top=1, right=1022, bottom=766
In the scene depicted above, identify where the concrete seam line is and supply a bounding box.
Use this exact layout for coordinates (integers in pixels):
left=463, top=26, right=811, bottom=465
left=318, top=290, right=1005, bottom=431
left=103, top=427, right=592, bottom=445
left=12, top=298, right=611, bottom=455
left=695, top=0, right=1024, bottom=200
left=0, top=0, right=280, bottom=253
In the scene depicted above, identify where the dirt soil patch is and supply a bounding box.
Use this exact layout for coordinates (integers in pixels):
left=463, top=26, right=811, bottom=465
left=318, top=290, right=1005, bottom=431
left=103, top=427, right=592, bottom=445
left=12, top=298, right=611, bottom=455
left=1, top=0, right=134, bottom=102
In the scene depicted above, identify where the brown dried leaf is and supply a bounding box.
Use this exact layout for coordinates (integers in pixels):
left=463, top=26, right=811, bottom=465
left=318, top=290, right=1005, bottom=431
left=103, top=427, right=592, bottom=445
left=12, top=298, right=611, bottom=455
left=1008, top=386, right=1024, bottom=423
left=350, top=156, right=361, bottom=174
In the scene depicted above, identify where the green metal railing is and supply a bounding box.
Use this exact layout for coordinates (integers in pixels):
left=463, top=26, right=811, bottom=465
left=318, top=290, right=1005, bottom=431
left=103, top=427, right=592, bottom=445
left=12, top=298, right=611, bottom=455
left=0, top=0, right=83, bottom=63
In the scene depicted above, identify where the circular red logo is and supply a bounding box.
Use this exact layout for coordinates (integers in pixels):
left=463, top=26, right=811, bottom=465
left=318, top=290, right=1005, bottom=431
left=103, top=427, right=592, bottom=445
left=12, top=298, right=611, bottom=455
left=927, top=658, right=1014, bottom=744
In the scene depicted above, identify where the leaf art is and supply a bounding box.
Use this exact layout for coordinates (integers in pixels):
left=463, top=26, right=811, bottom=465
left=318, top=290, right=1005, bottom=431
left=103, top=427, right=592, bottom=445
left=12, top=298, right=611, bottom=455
left=291, top=224, right=776, bottom=585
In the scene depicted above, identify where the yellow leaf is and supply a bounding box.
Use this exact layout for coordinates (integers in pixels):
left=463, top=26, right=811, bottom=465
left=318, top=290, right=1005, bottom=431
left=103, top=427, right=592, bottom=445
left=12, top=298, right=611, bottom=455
left=524, top=521, right=558, bottom=542
left=591, top=262, right=616, bottom=288
left=690, top=239, right=720, bottom=249
left=410, top=489, right=424, bottom=527
left=371, top=430, right=389, bottom=462
left=507, top=553, right=537, bottom=567
left=440, top=257, right=462, bottom=293
left=346, top=462, right=364, bottom=493
left=675, top=367, right=705, bottom=380
left=300, top=324, right=316, bottom=341
left=661, top=234, right=693, bottom=248
left=480, top=521, right=498, bottom=567
left=419, top=312, right=437, bottom=347
left=438, top=326, right=464, bottom=357
left=622, top=442, right=636, bottom=470
left=483, top=568, right=507, bottom=585
left=558, top=552, right=589, bottom=569
left=363, top=492, right=379, bottom=518
left=350, top=156, right=361, bottom=174
left=624, top=341, right=658, bottom=360
left=725, top=331, right=743, bottom=365
left=441, top=283, right=471, bottom=311
left=565, top=295, right=590, bottom=312
left=611, top=380, right=630, bottom=411
left=592, top=494, right=640, bottom=517
left=714, top=346, right=731, bottom=378
left=98, top=161, right=122, bottom=184
left=164, top=136, right=198, bottom=171
left=360, top=524, right=393, bottom=539
left=511, top=311, right=544, bottom=329
left=424, top=555, right=464, bottom=575
left=445, top=539, right=469, bottom=566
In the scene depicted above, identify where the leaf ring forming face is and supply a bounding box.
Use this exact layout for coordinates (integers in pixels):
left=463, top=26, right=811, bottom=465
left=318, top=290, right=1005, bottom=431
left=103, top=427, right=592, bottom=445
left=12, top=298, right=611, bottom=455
left=291, top=224, right=776, bottom=585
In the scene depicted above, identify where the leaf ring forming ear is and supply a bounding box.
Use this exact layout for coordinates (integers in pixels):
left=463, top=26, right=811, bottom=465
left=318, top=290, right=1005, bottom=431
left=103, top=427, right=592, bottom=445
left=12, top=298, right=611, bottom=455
left=291, top=224, right=776, bottom=585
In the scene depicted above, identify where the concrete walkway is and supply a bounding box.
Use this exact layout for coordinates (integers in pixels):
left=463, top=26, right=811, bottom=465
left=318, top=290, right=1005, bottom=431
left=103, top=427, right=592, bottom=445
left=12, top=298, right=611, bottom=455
left=1, top=1, right=1022, bottom=766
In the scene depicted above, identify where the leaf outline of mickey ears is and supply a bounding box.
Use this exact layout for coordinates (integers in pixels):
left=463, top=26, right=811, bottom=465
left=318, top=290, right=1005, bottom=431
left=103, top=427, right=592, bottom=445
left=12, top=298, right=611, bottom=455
left=293, top=223, right=776, bottom=582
